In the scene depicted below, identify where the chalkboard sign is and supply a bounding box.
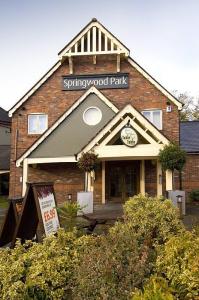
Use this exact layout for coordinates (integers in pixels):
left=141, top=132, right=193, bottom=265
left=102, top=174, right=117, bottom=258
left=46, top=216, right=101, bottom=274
left=11, top=182, right=60, bottom=248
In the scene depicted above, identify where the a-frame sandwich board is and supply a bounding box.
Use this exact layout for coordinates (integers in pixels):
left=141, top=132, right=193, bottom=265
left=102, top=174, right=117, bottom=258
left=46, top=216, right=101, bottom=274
left=0, top=198, right=22, bottom=247
left=11, top=182, right=60, bottom=248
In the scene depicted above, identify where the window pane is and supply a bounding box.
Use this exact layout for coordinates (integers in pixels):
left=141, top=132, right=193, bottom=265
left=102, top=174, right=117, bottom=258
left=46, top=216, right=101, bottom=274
left=38, top=115, right=47, bottom=132
left=28, top=114, right=47, bottom=134
left=142, top=111, right=151, bottom=122
left=153, top=111, right=161, bottom=129
left=29, top=115, right=38, bottom=133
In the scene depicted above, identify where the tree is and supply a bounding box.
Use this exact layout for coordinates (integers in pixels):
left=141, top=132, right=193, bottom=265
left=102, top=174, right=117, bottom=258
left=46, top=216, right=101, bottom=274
left=173, top=91, right=199, bottom=121
left=159, top=143, right=186, bottom=190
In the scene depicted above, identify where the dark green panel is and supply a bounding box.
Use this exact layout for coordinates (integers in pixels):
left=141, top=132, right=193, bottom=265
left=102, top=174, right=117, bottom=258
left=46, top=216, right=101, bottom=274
left=30, top=94, right=116, bottom=158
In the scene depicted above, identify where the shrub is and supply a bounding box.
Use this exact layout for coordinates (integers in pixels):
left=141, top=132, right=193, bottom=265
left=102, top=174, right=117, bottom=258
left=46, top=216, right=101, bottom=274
left=123, top=194, right=184, bottom=247
left=0, top=229, right=80, bottom=299
left=72, top=224, right=154, bottom=300
left=189, top=189, right=199, bottom=202
left=57, top=201, right=82, bottom=231
left=156, top=231, right=199, bottom=299
left=132, top=276, right=174, bottom=300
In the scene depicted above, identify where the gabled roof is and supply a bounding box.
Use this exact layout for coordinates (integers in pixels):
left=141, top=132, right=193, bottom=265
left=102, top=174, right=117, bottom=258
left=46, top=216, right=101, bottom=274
left=58, top=18, right=129, bottom=59
left=16, top=87, right=118, bottom=166
left=180, top=121, right=199, bottom=153
left=0, top=145, right=10, bottom=171
left=0, top=107, right=11, bottom=124
left=79, top=103, right=169, bottom=157
left=9, top=19, right=183, bottom=117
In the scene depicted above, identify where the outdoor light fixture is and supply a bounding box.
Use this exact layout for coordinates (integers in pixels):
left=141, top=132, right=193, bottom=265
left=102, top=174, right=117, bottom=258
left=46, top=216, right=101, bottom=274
left=166, top=102, right=172, bottom=112
left=68, top=194, right=72, bottom=201
left=176, top=194, right=183, bottom=219
left=159, top=174, right=162, bottom=184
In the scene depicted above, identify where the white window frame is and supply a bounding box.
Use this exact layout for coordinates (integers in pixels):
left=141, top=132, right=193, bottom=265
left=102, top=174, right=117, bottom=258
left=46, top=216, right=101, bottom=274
left=28, top=113, right=48, bottom=135
left=83, top=106, right=102, bottom=126
left=141, top=109, right=162, bottom=130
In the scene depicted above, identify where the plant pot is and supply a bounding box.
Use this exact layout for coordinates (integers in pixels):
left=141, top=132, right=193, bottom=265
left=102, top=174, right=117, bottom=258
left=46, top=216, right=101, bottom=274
left=77, top=191, right=93, bottom=215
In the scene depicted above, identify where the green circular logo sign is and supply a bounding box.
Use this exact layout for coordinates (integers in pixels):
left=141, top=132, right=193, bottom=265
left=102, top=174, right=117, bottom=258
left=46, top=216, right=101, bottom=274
left=120, top=126, right=138, bottom=147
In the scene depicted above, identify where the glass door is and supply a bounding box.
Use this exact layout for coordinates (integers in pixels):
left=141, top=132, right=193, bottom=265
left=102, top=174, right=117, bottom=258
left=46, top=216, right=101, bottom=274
left=107, top=161, right=139, bottom=202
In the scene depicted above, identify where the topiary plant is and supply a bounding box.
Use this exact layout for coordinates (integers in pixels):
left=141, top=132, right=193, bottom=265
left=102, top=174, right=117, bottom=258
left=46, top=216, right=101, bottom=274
left=77, top=151, right=99, bottom=191
left=159, top=143, right=186, bottom=190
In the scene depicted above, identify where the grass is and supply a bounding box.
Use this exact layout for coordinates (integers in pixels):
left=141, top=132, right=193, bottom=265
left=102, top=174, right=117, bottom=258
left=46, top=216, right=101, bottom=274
left=0, top=196, right=9, bottom=209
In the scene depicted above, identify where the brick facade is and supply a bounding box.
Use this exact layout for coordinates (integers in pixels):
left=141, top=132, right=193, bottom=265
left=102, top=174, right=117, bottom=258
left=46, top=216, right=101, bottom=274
left=9, top=54, right=180, bottom=202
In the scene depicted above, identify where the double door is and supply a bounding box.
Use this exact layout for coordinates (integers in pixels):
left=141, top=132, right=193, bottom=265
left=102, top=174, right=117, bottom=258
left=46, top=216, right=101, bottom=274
left=106, top=161, right=139, bottom=202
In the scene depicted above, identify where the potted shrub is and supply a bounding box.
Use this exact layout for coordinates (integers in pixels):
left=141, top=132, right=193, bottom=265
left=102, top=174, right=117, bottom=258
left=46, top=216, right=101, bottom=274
left=77, top=151, right=99, bottom=214
left=159, top=143, right=186, bottom=190
left=77, top=151, right=99, bottom=191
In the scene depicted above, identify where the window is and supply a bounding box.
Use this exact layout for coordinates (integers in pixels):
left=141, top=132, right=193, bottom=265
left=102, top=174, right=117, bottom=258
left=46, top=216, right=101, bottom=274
left=28, top=114, right=48, bottom=134
left=142, top=110, right=162, bottom=130
left=83, top=107, right=102, bottom=126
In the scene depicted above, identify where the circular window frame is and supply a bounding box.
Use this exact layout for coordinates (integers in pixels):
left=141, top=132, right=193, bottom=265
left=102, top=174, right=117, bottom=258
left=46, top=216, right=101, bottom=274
left=83, top=106, right=102, bottom=126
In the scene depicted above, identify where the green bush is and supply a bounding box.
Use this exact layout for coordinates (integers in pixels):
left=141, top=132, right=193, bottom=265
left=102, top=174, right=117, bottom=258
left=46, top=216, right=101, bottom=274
left=72, top=224, right=153, bottom=300
left=189, top=189, right=199, bottom=202
left=57, top=201, right=82, bottom=231
left=123, top=194, right=184, bottom=247
left=0, top=229, right=81, bottom=299
left=0, top=195, right=192, bottom=300
left=156, top=231, right=199, bottom=299
left=132, top=276, right=174, bottom=300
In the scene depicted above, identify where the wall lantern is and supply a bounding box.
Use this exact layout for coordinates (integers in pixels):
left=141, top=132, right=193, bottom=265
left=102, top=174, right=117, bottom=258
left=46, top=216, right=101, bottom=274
left=68, top=193, right=72, bottom=201
left=166, top=102, right=172, bottom=112
left=176, top=194, right=183, bottom=219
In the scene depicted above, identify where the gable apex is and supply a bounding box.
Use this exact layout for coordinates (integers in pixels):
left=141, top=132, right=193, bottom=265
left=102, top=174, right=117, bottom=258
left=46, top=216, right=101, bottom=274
left=58, top=18, right=130, bottom=59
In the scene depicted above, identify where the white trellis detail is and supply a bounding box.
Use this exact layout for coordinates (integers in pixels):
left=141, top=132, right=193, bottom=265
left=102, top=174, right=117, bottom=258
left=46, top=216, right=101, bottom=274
left=58, top=19, right=130, bottom=59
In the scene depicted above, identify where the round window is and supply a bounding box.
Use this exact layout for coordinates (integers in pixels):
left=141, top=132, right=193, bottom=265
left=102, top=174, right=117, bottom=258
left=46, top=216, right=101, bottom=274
left=83, top=107, right=102, bottom=126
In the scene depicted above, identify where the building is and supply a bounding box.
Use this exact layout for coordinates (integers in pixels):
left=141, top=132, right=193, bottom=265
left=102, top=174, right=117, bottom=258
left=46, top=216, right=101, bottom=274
left=0, top=107, right=11, bottom=195
left=9, top=18, right=197, bottom=206
left=180, top=121, right=199, bottom=196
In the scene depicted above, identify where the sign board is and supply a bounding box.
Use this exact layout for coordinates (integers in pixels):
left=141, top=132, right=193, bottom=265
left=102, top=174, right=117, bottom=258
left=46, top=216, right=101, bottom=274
left=35, top=185, right=60, bottom=236
left=11, top=183, right=60, bottom=248
left=0, top=199, right=22, bottom=247
left=62, top=73, right=129, bottom=91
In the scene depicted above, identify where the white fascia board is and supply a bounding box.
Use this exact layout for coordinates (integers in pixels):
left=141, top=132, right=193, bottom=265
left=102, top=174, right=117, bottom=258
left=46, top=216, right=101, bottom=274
left=26, top=157, right=76, bottom=165
left=16, top=86, right=118, bottom=167
left=128, top=57, right=182, bottom=110
left=95, top=144, right=164, bottom=159
left=9, top=61, right=62, bottom=117
left=0, top=170, right=10, bottom=174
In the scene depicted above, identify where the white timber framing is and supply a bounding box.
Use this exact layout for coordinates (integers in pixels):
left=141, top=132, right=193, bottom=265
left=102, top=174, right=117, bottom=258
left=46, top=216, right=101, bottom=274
left=16, top=87, right=118, bottom=167
left=79, top=104, right=169, bottom=158
left=166, top=169, right=173, bottom=191
left=100, top=116, right=158, bottom=147
left=58, top=19, right=129, bottom=58
left=22, top=158, right=28, bottom=197
left=94, top=144, right=164, bottom=159
left=140, top=160, right=145, bottom=194
left=102, top=161, right=106, bottom=204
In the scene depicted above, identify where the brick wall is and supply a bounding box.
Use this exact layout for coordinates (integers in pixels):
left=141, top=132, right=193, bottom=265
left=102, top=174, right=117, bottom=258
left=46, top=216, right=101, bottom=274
left=9, top=54, right=180, bottom=199
left=174, top=154, right=199, bottom=199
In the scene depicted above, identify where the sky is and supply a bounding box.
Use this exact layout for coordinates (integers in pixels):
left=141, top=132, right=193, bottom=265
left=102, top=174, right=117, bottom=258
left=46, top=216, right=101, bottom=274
left=0, top=0, right=199, bottom=111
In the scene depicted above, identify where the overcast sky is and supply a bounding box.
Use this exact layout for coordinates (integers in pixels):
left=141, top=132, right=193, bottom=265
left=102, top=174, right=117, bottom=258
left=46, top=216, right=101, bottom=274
left=0, top=0, right=199, bottom=111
